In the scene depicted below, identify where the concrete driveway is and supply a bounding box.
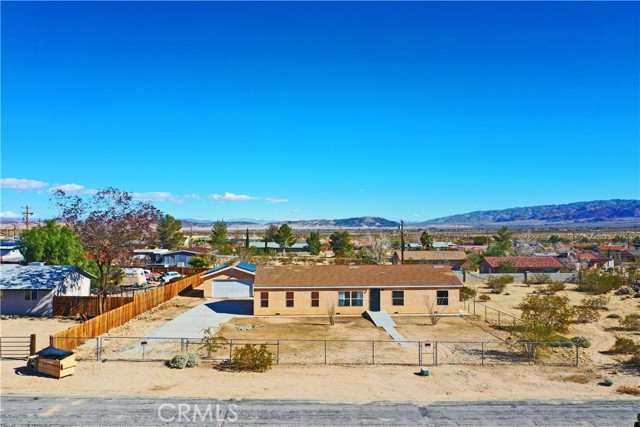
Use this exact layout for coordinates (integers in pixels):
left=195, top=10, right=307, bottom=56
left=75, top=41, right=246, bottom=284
left=145, top=299, right=252, bottom=339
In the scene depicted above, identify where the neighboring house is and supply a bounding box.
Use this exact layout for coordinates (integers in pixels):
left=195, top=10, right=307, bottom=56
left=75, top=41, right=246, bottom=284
left=454, top=245, right=487, bottom=253
left=0, top=264, right=94, bottom=316
left=594, top=245, right=636, bottom=254
left=133, top=249, right=209, bottom=267
left=480, top=256, right=563, bottom=274
left=433, top=242, right=456, bottom=250
left=0, top=240, right=24, bottom=264
left=620, top=250, right=640, bottom=263
left=391, top=250, right=468, bottom=270
left=195, top=261, right=256, bottom=298
left=248, top=241, right=309, bottom=252
left=575, top=250, right=611, bottom=269
left=253, top=264, right=462, bottom=316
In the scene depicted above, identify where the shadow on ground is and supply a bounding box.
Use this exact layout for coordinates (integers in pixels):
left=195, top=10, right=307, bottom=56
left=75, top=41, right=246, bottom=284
left=205, top=300, right=253, bottom=315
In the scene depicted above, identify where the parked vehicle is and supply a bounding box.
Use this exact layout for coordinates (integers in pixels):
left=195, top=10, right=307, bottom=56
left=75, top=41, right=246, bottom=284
left=121, top=268, right=147, bottom=287
left=143, top=269, right=161, bottom=283
left=160, top=271, right=183, bottom=283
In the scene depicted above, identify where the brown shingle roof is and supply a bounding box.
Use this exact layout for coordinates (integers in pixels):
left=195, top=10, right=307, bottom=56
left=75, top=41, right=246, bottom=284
left=483, top=256, right=563, bottom=269
left=254, top=264, right=462, bottom=289
left=396, top=251, right=468, bottom=261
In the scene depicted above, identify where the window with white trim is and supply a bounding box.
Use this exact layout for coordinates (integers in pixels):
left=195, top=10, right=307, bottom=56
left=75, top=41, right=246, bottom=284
left=24, top=290, right=37, bottom=301
left=392, top=290, right=404, bottom=306
left=286, top=291, right=294, bottom=308
left=338, top=291, right=363, bottom=307
left=311, top=291, right=320, bottom=307
left=436, top=290, right=449, bottom=306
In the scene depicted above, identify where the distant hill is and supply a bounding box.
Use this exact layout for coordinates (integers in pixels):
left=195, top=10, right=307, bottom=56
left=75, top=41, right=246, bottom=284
left=277, top=216, right=400, bottom=228
left=415, top=199, right=640, bottom=228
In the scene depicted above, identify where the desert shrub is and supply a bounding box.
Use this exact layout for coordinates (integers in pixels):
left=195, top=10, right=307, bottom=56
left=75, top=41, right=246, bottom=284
left=619, top=313, right=640, bottom=331
left=495, top=261, right=516, bottom=273
left=616, top=386, right=640, bottom=397
left=577, top=270, right=623, bottom=294
left=542, top=282, right=566, bottom=294
left=169, top=351, right=200, bottom=369
left=574, top=306, right=600, bottom=323
left=607, top=313, right=621, bottom=319
left=610, top=337, right=639, bottom=354
left=529, top=273, right=551, bottom=285
left=559, top=374, right=590, bottom=384
left=459, top=285, right=477, bottom=301
left=627, top=350, right=640, bottom=366
left=519, top=294, right=575, bottom=333
left=581, top=295, right=610, bottom=310
left=199, top=328, right=228, bottom=358
left=478, top=294, right=491, bottom=302
left=602, top=378, right=614, bottom=387
left=569, top=336, right=591, bottom=348
left=231, top=344, right=274, bottom=372
left=487, top=275, right=514, bottom=294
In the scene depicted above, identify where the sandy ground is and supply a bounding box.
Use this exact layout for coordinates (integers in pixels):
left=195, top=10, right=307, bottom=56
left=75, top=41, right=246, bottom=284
left=1, top=359, right=638, bottom=403
left=0, top=316, right=79, bottom=351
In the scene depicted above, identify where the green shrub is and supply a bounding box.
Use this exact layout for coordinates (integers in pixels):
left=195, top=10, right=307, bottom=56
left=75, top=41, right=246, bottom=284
left=577, top=270, right=623, bottom=294
left=169, top=351, right=200, bottom=369
left=570, top=336, right=591, bottom=348
left=519, top=294, right=575, bottom=334
left=459, top=285, right=477, bottom=301
left=574, top=305, right=600, bottom=323
left=199, top=328, right=228, bottom=358
left=231, top=344, right=274, bottom=372
left=581, top=295, right=610, bottom=310
left=609, top=337, right=639, bottom=354
left=529, top=273, right=551, bottom=285
left=487, top=275, right=514, bottom=294
left=478, top=294, right=491, bottom=302
left=542, top=282, right=566, bottom=294
left=602, top=378, right=614, bottom=387
left=620, top=313, right=640, bottom=331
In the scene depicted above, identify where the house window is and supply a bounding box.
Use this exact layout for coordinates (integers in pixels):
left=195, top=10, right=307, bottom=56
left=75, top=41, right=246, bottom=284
left=311, top=291, right=320, bottom=307
left=392, top=291, right=404, bottom=306
left=286, top=292, right=294, bottom=308
left=260, top=292, right=269, bottom=308
left=436, top=290, right=449, bottom=306
left=338, top=291, right=363, bottom=307
left=543, top=269, right=554, bottom=273
left=24, top=290, right=37, bottom=301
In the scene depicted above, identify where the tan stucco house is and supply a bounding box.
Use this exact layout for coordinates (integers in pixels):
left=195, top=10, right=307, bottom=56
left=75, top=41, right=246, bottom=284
left=391, top=250, right=468, bottom=270
left=252, top=264, right=462, bottom=316
left=195, top=261, right=256, bottom=298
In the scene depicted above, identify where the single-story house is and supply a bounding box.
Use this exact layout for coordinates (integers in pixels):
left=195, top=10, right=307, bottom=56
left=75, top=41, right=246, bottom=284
left=248, top=241, right=309, bottom=253
left=391, top=250, right=468, bottom=270
left=0, top=264, right=94, bottom=316
left=253, top=264, right=462, bottom=316
left=0, top=240, right=24, bottom=263
left=133, top=249, right=209, bottom=267
left=620, top=250, right=640, bottom=262
left=594, top=245, right=636, bottom=254
left=575, top=250, right=611, bottom=269
left=480, top=256, right=563, bottom=274
left=195, top=261, right=256, bottom=298
left=433, top=241, right=456, bottom=250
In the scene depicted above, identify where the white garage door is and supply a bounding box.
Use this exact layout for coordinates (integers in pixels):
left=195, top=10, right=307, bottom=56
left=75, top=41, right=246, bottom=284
left=212, top=280, right=253, bottom=298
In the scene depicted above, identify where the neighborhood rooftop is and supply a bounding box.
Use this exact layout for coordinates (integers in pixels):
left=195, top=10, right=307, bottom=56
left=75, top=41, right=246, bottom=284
left=253, top=264, right=462, bottom=288
left=482, top=256, right=564, bottom=269
left=0, top=265, right=95, bottom=290
left=396, top=251, right=468, bottom=261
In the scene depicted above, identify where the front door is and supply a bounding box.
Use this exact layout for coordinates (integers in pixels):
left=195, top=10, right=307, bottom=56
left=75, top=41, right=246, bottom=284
left=369, top=289, right=381, bottom=311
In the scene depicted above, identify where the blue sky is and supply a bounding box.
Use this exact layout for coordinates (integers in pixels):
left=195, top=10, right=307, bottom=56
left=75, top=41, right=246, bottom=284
left=2, top=2, right=639, bottom=221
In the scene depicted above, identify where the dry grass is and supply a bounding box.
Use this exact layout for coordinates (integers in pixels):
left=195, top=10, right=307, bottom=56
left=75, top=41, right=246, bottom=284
left=616, top=386, right=640, bottom=397
left=558, top=374, right=591, bottom=384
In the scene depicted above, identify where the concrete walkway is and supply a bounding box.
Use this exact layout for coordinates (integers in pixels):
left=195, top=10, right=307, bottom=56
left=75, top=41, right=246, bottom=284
left=145, top=299, right=252, bottom=339
left=364, top=310, right=412, bottom=347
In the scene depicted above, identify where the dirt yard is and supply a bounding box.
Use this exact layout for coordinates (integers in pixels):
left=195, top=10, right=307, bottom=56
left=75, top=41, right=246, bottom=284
left=0, top=316, right=79, bottom=350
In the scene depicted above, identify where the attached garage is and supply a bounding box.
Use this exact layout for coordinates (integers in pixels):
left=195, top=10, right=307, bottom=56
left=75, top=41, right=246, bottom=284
left=195, top=261, right=256, bottom=298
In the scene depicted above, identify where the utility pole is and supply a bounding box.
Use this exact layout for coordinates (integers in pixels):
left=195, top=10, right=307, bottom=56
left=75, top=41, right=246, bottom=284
left=189, top=225, right=194, bottom=248
left=13, top=224, right=17, bottom=238
left=21, top=206, right=33, bottom=231
left=400, top=220, right=405, bottom=264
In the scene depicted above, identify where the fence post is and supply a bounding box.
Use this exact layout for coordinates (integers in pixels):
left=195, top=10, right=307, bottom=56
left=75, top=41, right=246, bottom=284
left=575, top=344, right=579, bottom=366
left=484, top=305, right=487, bottom=321
left=324, top=340, right=327, bottom=365
left=434, top=341, right=438, bottom=366
left=96, top=337, right=102, bottom=362
left=473, top=298, right=476, bottom=316
left=481, top=342, right=484, bottom=366
left=276, top=340, right=280, bottom=365
left=29, top=334, right=36, bottom=356
left=49, top=336, right=54, bottom=347
left=418, top=341, right=422, bottom=366
left=180, top=338, right=185, bottom=352
left=372, top=341, right=375, bottom=365
left=229, top=339, right=233, bottom=361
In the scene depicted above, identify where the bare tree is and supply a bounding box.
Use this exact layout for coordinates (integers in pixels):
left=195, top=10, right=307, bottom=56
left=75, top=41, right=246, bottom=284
left=424, top=296, right=445, bottom=325
left=54, top=188, right=161, bottom=312
left=327, top=303, right=336, bottom=326
left=362, top=233, right=391, bottom=265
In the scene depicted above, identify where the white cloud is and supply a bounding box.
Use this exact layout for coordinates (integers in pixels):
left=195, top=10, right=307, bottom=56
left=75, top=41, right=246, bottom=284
left=183, top=194, right=200, bottom=199
left=209, top=192, right=257, bottom=202
left=265, top=197, right=288, bottom=204
left=133, top=192, right=180, bottom=203
left=1, top=178, right=49, bottom=191
left=0, top=211, right=19, bottom=218
left=48, top=183, right=85, bottom=193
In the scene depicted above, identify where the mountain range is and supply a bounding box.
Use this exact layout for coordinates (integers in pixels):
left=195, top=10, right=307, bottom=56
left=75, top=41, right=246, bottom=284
left=179, top=200, right=639, bottom=230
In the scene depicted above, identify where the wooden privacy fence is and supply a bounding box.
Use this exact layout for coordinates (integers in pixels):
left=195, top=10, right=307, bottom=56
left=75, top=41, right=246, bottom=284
left=151, top=267, right=209, bottom=276
left=0, top=335, right=36, bottom=359
left=50, top=273, right=204, bottom=351
left=53, top=296, right=133, bottom=317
